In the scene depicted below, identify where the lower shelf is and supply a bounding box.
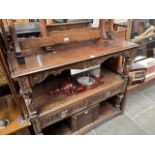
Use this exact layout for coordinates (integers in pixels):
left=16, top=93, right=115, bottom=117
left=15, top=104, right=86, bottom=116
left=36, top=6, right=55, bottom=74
left=43, top=101, right=121, bottom=135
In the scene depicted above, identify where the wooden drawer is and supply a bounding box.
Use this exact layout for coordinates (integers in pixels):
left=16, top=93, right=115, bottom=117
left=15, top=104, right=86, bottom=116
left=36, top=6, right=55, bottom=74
left=86, top=84, right=124, bottom=107
left=40, top=102, right=88, bottom=128
left=68, top=104, right=99, bottom=132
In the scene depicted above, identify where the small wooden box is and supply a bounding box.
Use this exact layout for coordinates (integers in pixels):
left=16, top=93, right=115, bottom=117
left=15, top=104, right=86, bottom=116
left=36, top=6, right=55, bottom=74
left=129, top=63, right=147, bottom=85
left=68, top=104, right=99, bottom=132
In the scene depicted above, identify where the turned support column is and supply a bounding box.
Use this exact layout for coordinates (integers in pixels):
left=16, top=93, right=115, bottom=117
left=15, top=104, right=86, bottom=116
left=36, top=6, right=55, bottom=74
left=120, top=51, right=133, bottom=113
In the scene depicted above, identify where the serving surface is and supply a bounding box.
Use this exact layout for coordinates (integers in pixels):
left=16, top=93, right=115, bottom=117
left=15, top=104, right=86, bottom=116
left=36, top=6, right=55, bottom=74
left=8, top=39, right=138, bottom=78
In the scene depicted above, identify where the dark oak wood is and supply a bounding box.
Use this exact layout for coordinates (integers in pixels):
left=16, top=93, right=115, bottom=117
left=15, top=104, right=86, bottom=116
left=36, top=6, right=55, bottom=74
left=6, top=20, right=138, bottom=134
left=68, top=103, right=99, bottom=132
left=39, top=19, right=48, bottom=37
left=7, top=19, right=131, bottom=66
left=19, top=28, right=101, bottom=50
left=111, top=29, right=127, bottom=40
left=107, top=19, right=114, bottom=34
left=73, top=102, right=121, bottom=135
left=99, top=20, right=108, bottom=39
left=34, top=69, right=124, bottom=116
left=8, top=39, right=138, bottom=134
left=15, top=68, right=126, bottom=131
left=9, top=40, right=137, bottom=78
left=43, top=101, right=121, bottom=135
left=7, top=19, right=127, bottom=64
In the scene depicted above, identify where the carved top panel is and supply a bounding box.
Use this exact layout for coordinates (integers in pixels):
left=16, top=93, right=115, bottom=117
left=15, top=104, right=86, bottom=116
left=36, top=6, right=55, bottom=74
left=8, top=39, right=138, bottom=78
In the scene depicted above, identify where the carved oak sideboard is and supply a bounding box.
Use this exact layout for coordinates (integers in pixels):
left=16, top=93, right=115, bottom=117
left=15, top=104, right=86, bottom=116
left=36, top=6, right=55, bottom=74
left=7, top=38, right=138, bottom=134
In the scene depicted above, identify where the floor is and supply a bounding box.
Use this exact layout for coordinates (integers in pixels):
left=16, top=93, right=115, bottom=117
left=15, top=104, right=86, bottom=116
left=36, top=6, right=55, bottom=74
left=85, top=83, right=155, bottom=135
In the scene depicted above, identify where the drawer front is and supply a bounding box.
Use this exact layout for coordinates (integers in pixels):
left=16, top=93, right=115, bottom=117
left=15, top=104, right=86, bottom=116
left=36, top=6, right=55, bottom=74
left=86, top=84, right=124, bottom=107
left=40, top=82, right=126, bottom=128
left=40, top=102, right=88, bottom=128
left=69, top=104, right=99, bottom=131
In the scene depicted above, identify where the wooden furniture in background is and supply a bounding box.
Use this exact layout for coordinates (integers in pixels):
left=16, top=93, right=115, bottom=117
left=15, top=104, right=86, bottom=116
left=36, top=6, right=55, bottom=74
left=127, top=20, right=155, bottom=92
left=128, top=74, right=155, bottom=92
left=0, top=95, right=31, bottom=135
left=0, top=31, right=31, bottom=134
left=0, top=28, right=27, bottom=119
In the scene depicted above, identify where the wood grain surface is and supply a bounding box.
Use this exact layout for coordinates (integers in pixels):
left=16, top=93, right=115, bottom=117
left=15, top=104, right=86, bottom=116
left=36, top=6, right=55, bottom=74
left=9, top=40, right=137, bottom=78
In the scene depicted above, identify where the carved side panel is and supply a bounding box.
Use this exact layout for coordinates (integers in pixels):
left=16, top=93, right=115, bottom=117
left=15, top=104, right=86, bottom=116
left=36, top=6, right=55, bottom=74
left=18, top=76, right=43, bottom=134
left=17, top=76, right=36, bottom=115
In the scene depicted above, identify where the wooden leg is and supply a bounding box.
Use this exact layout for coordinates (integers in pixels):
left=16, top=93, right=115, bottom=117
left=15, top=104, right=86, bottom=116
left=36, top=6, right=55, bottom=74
left=120, top=91, right=128, bottom=113
left=120, top=53, right=131, bottom=113
left=120, top=77, right=130, bottom=113
left=31, top=117, right=43, bottom=135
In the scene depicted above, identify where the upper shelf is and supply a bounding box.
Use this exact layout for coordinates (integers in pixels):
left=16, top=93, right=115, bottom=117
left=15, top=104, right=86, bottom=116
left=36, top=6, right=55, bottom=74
left=8, top=39, right=138, bottom=78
